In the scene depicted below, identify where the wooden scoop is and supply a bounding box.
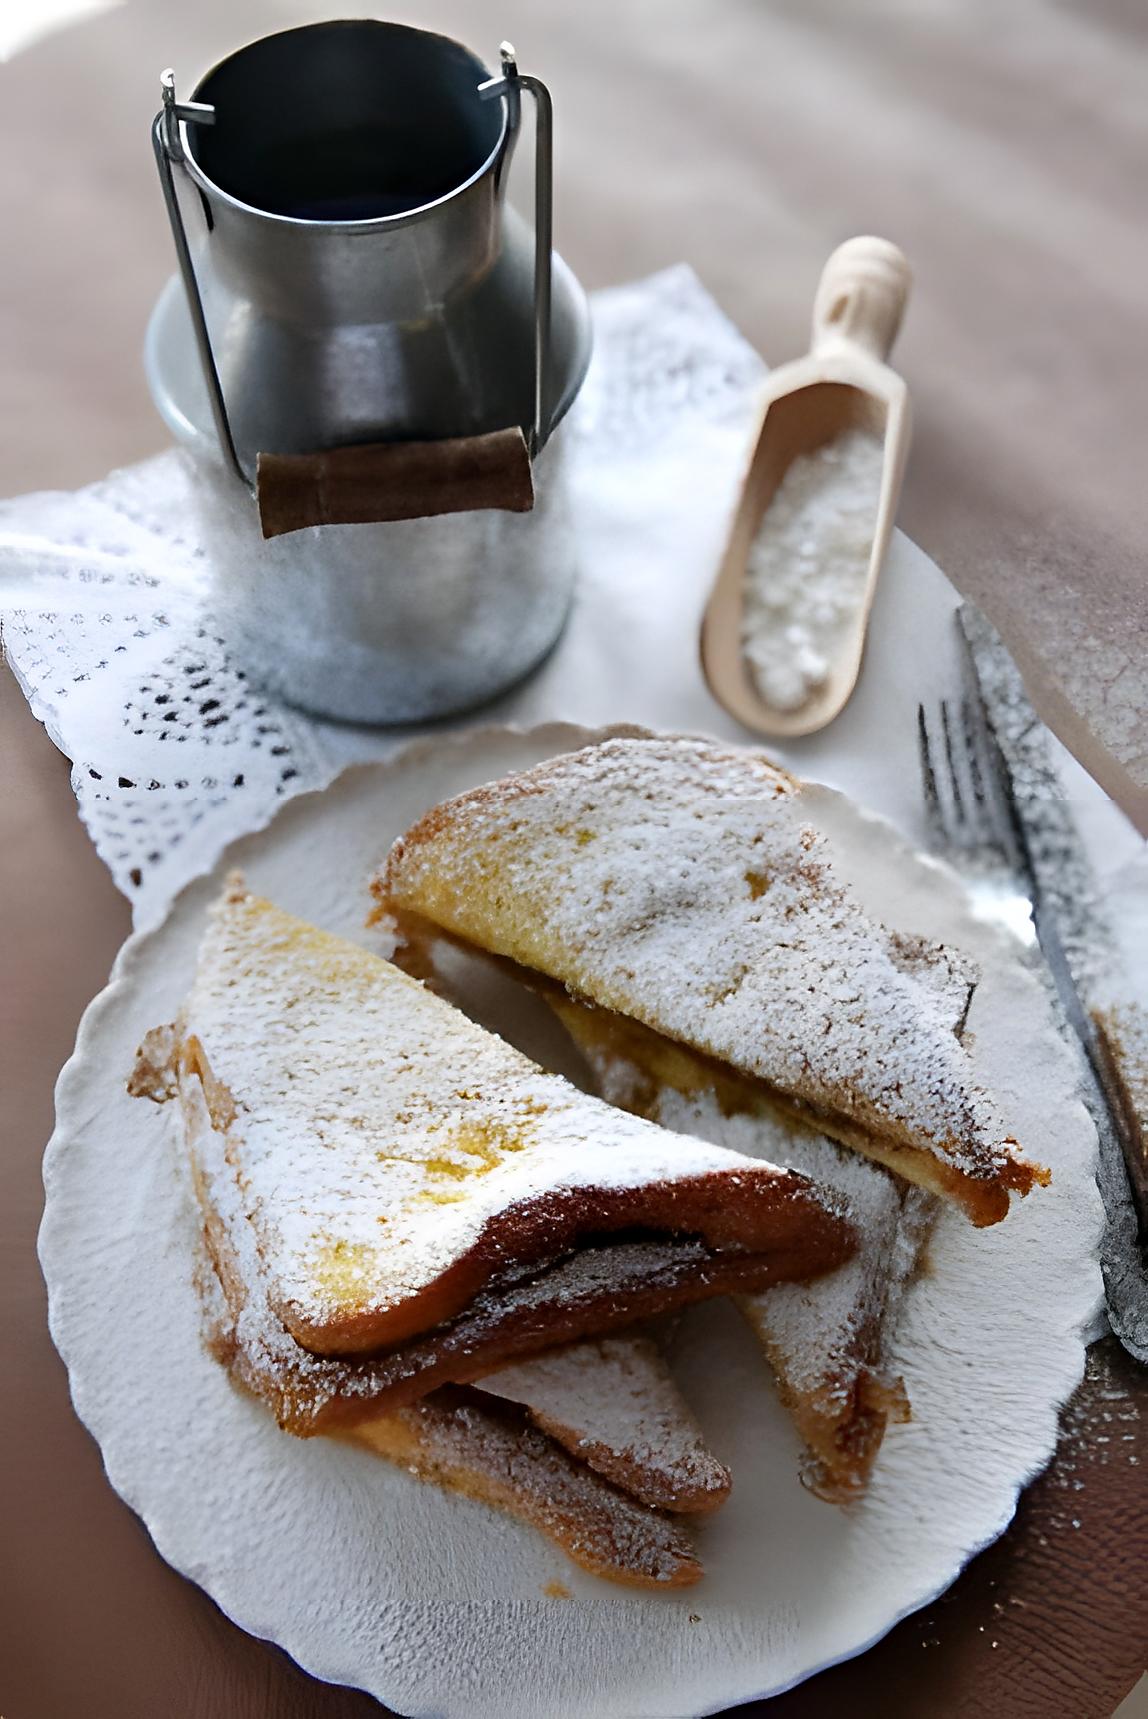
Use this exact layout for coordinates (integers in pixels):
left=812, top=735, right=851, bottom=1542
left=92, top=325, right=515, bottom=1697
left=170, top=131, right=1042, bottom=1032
left=701, top=236, right=912, bottom=738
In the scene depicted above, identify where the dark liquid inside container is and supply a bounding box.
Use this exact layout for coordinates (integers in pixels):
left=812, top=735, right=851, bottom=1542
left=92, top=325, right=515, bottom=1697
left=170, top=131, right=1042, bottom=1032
left=188, top=20, right=502, bottom=221
left=247, top=127, right=474, bottom=221
left=247, top=127, right=470, bottom=220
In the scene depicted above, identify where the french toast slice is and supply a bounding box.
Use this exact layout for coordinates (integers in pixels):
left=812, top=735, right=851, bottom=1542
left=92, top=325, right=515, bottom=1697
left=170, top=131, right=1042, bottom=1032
left=374, top=735, right=1047, bottom=1226
left=371, top=922, right=934, bottom=1505
left=340, top=1387, right=705, bottom=1588
left=130, top=879, right=856, bottom=1415
left=479, top=1332, right=730, bottom=1514
left=191, top=1213, right=708, bottom=1586
left=537, top=997, right=938, bottom=1502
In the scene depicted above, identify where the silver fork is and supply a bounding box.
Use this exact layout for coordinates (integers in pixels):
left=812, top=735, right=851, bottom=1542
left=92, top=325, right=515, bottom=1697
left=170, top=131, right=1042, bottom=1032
left=933, top=613, right=1148, bottom=1349
left=916, top=697, right=1038, bottom=949
left=920, top=689, right=1148, bottom=1323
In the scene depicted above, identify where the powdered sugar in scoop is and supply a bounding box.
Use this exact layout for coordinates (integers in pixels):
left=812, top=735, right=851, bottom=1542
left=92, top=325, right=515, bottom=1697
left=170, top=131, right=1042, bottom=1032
left=742, top=428, right=884, bottom=712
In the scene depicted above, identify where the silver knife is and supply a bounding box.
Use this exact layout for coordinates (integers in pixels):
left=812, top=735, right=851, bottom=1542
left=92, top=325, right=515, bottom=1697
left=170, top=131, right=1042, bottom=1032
left=958, top=602, right=1147, bottom=1363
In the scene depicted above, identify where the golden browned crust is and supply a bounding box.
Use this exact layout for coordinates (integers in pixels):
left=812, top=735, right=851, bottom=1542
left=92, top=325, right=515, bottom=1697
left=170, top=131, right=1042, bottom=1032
left=373, top=740, right=1050, bottom=1224
left=744, top=1304, right=910, bottom=1505
left=190, top=1118, right=713, bottom=1584
left=133, top=1018, right=857, bottom=1365
left=382, top=941, right=930, bottom=1503
left=213, top=1212, right=854, bottom=1437
left=547, top=993, right=920, bottom=1500
left=520, top=1405, right=729, bottom=1517
left=292, top=1152, right=856, bottom=1357
left=340, top=1386, right=703, bottom=1589
left=368, top=746, right=802, bottom=912
left=144, top=1043, right=854, bottom=1436
left=479, top=1333, right=733, bottom=1515
left=385, top=907, right=1048, bottom=1229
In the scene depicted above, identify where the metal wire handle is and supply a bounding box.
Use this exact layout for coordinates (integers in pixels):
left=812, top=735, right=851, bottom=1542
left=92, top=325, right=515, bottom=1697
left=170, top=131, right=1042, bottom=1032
left=151, top=71, right=251, bottom=492
left=478, top=43, right=554, bottom=457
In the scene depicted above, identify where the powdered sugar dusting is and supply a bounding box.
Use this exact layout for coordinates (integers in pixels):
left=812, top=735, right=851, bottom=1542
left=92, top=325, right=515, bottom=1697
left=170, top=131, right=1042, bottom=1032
left=481, top=1335, right=730, bottom=1509
left=650, top=1089, right=932, bottom=1404
left=381, top=737, right=1024, bottom=1199
left=194, top=1095, right=707, bottom=1583
left=371, top=1390, right=702, bottom=1586
left=182, top=883, right=841, bottom=1345
left=540, top=1001, right=938, bottom=1494
left=185, top=1069, right=749, bottom=1433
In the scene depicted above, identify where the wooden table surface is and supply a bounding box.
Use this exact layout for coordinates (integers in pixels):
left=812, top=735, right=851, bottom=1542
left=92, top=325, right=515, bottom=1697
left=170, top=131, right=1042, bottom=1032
left=1, top=2, right=1145, bottom=1715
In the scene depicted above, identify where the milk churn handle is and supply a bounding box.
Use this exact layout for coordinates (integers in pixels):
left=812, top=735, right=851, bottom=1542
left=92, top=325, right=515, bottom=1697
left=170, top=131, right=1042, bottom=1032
left=152, top=52, right=552, bottom=520
left=151, top=73, right=253, bottom=494
left=479, top=44, right=553, bottom=458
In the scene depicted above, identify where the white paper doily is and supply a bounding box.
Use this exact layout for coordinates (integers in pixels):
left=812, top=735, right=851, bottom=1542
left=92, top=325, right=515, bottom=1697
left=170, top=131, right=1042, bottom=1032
left=0, top=266, right=766, bottom=927
left=39, top=723, right=1103, bottom=1719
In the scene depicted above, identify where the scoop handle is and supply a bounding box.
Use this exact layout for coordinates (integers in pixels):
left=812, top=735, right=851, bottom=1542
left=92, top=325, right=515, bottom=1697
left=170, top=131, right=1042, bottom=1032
left=811, top=236, right=911, bottom=362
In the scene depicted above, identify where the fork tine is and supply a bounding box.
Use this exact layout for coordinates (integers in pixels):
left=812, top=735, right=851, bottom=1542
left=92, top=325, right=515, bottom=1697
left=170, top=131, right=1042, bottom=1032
left=919, top=696, right=1008, bottom=857
left=958, top=687, right=1024, bottom=864
left=960, top=697, right=988, bottom=813
left=939, top=699, right=965, bottom=826
left=917, top=702, right=943, bottom=834
left=918, top=687, right=1038, bottom=944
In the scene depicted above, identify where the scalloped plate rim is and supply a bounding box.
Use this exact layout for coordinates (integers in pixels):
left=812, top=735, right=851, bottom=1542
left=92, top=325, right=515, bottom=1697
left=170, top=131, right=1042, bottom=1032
left=37, top=719, right=1103, bottom=1717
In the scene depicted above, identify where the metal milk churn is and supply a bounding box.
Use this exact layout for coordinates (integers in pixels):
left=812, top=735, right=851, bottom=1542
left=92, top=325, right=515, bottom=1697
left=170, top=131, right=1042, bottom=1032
left=146, top=21, right=592, bottom=723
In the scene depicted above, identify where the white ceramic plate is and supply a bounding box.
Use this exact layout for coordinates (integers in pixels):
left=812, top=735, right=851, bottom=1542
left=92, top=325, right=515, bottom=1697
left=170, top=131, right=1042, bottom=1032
left=39, top=723, right=1104, bottom=1718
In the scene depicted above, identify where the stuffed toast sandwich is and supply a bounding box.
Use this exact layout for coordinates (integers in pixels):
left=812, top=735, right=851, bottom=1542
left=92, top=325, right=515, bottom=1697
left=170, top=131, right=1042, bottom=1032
left=130, top=876, right=856, bottom=1585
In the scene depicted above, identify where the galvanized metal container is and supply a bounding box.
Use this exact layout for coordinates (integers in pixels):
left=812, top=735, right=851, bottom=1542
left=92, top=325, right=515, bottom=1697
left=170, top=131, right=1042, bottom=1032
left=146, top=20, right=592, bottom=723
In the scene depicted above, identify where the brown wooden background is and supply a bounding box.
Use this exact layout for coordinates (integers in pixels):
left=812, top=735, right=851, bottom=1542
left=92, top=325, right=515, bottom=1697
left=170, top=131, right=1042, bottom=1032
left=2, top=2, right=1146, bottom=1715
